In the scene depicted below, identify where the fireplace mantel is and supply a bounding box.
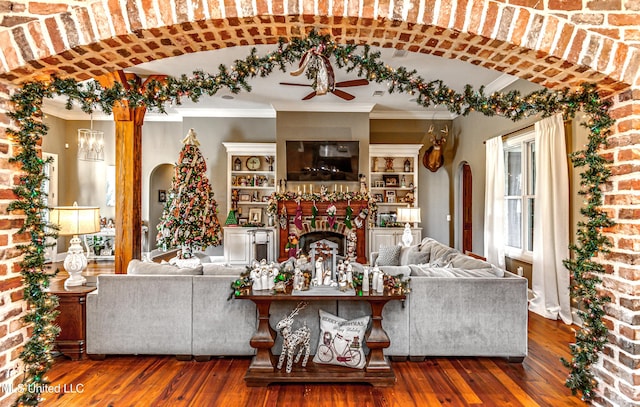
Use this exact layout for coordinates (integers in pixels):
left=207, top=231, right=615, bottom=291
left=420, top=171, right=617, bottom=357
left=276, top=199, right=368, bottom=264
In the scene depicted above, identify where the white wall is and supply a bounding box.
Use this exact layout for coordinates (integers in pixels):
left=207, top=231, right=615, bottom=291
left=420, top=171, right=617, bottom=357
left=370, top=119, right=453, bottom=244
left=141, top=118, right=277, bottom=254
left=451, top=80, right=545, bottom=254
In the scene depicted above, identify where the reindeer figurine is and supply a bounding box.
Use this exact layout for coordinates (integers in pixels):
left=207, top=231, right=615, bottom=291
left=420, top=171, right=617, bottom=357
left=276, top=301, right=311, bottom=373
left=423, top=125, right=449, bottom=172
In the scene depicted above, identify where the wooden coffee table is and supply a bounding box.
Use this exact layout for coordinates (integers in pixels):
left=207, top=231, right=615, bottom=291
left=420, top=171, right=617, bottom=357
left=236, top=290, right=405, bottom=387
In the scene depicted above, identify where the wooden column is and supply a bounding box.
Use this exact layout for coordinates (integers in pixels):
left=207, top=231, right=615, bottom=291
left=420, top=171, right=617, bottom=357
left=97, top=72, right=146, bottom=274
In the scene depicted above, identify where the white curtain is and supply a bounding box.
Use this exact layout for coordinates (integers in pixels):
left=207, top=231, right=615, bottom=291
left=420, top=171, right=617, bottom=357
left=529, top=114, right=572, bottom=324
left=484, top=136, right=505, bottom=269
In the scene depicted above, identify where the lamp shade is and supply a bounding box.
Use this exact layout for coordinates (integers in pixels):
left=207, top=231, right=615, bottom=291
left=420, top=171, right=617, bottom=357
left=49, top=203, right=101, bottom=236
left=397, top=207, right=421, bottom=223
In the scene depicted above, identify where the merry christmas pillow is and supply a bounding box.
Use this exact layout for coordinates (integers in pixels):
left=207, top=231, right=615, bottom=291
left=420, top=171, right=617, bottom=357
left=312, top=309, right=369, bottom=370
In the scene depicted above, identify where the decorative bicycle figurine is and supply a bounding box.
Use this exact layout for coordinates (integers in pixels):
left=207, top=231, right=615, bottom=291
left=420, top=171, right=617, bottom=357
left=316, top=331, right=361, bottom=367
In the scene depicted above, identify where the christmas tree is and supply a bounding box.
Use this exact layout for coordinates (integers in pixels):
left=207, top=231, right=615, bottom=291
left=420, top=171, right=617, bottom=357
left=156, top=129, right=222, bottom=258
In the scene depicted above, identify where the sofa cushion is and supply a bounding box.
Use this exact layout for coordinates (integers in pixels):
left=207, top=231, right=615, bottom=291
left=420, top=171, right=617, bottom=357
left=376, top=245, right=401, bottom=266
left=448, top=253, right=491, bottom=270
left=202, top=263, right=246, bottom=276
left=409, top=264, right=498, bottom=278
left=127, top=259, right=203, bottom=275
left=312, top=309, right=368, bottom=369
left=377, top=265, right=412, bottom=277
left=193, top=252, right=212, bottom=263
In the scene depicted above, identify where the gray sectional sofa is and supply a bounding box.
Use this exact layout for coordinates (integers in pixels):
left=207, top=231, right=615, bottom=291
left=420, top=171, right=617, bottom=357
left=86, top=238, right=528, bottom=362
left=370, top=237, right=528, bottom=360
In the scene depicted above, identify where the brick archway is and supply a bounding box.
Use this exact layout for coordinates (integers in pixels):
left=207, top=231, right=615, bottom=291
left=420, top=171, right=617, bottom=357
left=0, top=1, right=638, bottom=406
left=0, top=1, right=637, bottom=90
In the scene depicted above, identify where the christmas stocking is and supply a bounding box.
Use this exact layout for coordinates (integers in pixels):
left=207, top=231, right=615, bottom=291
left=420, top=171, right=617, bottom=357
left=354, top=207, right=369, bottom=229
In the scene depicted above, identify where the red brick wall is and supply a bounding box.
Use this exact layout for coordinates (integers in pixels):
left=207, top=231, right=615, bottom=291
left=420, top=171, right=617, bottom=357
left=599, top=89, right=640, bottom=407
left=0, top=84, right=27, bottom=405
left=0, top=1, right=637, bottom=405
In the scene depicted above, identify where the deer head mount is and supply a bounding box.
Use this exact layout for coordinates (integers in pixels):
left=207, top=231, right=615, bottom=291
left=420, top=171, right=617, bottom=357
left=422, top=125, right=449, bottom=172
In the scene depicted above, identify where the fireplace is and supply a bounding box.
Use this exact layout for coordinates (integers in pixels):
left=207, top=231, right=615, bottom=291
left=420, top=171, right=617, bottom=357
left=299, top=231, right=345, bottom=257
left=276, top=199, right=368, bottom=264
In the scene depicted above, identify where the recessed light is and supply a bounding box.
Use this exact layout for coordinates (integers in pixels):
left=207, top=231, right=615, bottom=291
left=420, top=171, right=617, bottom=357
left=221, top=95, right=234, bottom=100
left=373, top=90, right=385, bottom=97
left=392, top=49, right=407, bottom=58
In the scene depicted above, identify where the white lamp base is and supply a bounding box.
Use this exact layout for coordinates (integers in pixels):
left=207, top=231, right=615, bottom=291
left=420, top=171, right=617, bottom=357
left=63, top=235, right=87, bottom=288
left=401, top=223, right=414, bottom=247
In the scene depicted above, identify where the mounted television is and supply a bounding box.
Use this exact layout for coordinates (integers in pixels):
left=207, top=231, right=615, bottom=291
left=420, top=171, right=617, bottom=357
left=286, top=141, right=359, bottom=181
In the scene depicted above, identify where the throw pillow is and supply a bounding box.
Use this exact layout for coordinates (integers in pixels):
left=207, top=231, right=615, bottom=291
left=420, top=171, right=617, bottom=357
left=313, top=309, right=369, bottom=369
left=376, top=245, right=401, bottom=266
left=406, top=246, right=430, bottom=265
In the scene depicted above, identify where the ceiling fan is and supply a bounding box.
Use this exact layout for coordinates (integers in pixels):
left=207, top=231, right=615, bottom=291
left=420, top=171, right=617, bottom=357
left=280, top=79, right=369, bottom=101
left=280, top=44, right=369, bottom=101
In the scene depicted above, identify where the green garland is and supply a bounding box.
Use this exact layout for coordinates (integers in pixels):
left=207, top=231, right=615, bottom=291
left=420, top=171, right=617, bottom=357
left=7, top=31, right=612, bottom=403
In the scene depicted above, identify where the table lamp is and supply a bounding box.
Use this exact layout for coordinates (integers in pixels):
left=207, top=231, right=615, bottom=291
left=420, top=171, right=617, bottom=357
left=396, top=207, right=421, bottom=247
left=49, top=202, right=101, bottom=288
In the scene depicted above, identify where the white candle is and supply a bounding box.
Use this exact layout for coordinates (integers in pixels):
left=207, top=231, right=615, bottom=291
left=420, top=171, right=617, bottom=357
left=310, top=184, right=313, bottom=194
left=347, top=186, right=349, bottom=193
left=340, top=185, right=343, bottom=193
left=334, top=184, right=337, bottom=192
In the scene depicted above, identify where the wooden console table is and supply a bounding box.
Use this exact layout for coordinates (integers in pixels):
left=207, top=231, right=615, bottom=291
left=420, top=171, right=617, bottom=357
left=236, top=290, right=405, bottom=387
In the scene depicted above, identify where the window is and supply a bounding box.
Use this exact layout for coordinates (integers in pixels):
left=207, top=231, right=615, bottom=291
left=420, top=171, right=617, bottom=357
left=504, top=133, right=535, bottom=260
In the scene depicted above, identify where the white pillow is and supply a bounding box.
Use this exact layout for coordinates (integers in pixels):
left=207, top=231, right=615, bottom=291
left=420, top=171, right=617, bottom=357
left=312, top=309, right=369, bottom=369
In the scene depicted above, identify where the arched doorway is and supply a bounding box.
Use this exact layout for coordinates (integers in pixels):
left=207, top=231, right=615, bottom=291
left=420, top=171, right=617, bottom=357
left=462, top=163, right=472, bottom=254
left=455, top=161, right=473, bottom=254
left=148, top=163, right=174, bottom=253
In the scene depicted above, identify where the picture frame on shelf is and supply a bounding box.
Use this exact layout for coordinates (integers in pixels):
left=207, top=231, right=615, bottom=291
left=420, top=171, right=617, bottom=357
left=238, top=217, right=248, bottom=226
left=374, top=180, right=385, bottom=188
left=383, top=175, right=399, bottom=187
left=158, top=190, right=167, bottom=203
left=378, top=213, right=396, bottom=227
left=248, top=208, right=262, bottom=224
left=386, top=190, right=396, bottom=203
left=239, top=193, right=251, bottom=202
left=374, top=193, right=384, bottom=203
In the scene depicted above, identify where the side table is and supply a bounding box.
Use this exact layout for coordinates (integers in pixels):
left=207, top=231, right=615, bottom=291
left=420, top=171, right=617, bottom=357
left=47, top=279, right=96, bottom=361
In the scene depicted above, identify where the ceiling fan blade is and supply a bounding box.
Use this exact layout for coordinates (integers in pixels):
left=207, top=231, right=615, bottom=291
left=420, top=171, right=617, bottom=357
left=302, top=91, right=317, bottom=100
left=331, top=89, right=355, bottom=101
left=279, top=82, right=312, bottom=87
left=335, top=79, right=369, bottom=87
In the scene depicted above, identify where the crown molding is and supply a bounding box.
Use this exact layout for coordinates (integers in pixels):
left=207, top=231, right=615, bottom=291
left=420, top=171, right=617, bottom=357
left=484, top=73, right=519, bottom=94
left=272, top=102, right=375, bottom=113
left=177, top=107, right=276, bottom=118
left=369, top=110, right=457, bottom=120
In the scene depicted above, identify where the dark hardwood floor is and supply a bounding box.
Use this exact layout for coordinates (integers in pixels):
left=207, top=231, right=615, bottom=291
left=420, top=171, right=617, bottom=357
left=41, top=261, right=584, bottom=406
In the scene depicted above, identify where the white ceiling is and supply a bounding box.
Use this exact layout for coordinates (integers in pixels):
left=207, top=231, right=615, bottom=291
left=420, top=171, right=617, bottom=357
left=43, top=44, right=519, bottom=121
